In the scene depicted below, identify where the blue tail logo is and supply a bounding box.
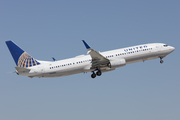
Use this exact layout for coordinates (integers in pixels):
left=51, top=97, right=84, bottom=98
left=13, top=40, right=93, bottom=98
left=6, top=40, right=40, bottom=68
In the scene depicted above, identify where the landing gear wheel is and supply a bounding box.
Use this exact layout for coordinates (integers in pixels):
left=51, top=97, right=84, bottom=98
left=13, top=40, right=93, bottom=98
left=96, top=71, right=102, bottom=76
left=91, top=72, right=96, bottom=78
left=160, top=60, right=164, bottom=64
left=160, top=57, right=164, bottom=64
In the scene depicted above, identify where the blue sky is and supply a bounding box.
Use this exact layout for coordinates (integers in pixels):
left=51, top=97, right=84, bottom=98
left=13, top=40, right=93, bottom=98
left=0, top=0, right=180, bottom=120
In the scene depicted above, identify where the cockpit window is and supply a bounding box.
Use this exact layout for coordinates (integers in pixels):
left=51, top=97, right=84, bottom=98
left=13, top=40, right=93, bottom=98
left=163, top=45, right=168, bottom=47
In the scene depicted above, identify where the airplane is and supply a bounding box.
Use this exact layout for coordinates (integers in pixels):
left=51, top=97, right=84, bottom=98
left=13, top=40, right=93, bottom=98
left=5, top=40, right=175, bottom=78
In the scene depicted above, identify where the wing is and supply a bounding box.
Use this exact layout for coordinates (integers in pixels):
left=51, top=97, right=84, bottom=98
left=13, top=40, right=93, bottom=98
left=82, top=40, right=110, bottom=69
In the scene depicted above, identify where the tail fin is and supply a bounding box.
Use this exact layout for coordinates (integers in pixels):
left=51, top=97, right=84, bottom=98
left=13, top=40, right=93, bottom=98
left=6, top=40, right=40, bottom=68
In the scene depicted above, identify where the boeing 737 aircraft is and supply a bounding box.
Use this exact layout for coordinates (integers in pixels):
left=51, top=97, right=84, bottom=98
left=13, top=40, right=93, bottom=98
left=6, top=40, right=175, bottom=78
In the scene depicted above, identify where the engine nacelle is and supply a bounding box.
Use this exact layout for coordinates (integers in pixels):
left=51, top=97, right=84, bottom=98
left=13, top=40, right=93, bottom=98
left=108, top=59, right=126, bottom=68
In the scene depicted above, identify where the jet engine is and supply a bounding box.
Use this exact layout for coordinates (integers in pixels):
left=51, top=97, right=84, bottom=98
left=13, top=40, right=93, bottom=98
left=108, top=59, right=126, bottom=68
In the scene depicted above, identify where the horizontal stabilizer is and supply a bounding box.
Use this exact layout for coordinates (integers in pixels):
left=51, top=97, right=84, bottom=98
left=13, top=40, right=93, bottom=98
left=15, top=67, right=30, bottom=72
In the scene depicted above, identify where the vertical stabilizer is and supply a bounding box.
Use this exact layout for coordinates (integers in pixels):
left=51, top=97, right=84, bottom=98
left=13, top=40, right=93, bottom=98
left=6, top=40, right=40, bottom=68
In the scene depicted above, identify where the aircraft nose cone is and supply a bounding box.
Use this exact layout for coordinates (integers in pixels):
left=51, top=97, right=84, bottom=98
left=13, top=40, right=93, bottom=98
left=170, top=46, right=175, bottom=52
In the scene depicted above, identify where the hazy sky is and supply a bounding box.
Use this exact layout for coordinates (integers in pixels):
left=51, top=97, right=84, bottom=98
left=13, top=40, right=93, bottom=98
left=1, top=0, right=180, bottom=120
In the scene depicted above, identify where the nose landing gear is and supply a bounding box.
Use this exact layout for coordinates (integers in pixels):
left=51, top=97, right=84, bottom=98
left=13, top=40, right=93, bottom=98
left=160, top=57, right=164, bottom=64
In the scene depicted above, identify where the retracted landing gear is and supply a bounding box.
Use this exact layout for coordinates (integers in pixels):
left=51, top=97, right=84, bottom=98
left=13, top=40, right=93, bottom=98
left=160, top=57, right=164, bottom=64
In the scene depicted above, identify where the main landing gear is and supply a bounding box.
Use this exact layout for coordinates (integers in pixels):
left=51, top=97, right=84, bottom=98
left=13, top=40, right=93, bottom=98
left=160, top=57, right=164, bottom=64
left=91, top=70, right=102, bottom=79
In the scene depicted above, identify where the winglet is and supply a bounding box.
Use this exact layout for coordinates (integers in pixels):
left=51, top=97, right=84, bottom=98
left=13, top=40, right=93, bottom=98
left=52, top=57, right=56, bottom=61
left=82, top=40, right=91, bottom=49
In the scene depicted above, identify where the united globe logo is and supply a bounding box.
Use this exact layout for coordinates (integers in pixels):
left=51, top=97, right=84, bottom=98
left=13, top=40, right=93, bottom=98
left=18, top=52, right=40, bottom=68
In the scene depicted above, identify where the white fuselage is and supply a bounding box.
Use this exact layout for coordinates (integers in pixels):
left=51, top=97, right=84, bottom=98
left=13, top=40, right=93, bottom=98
left=18, top=43, right=175, bottom=78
